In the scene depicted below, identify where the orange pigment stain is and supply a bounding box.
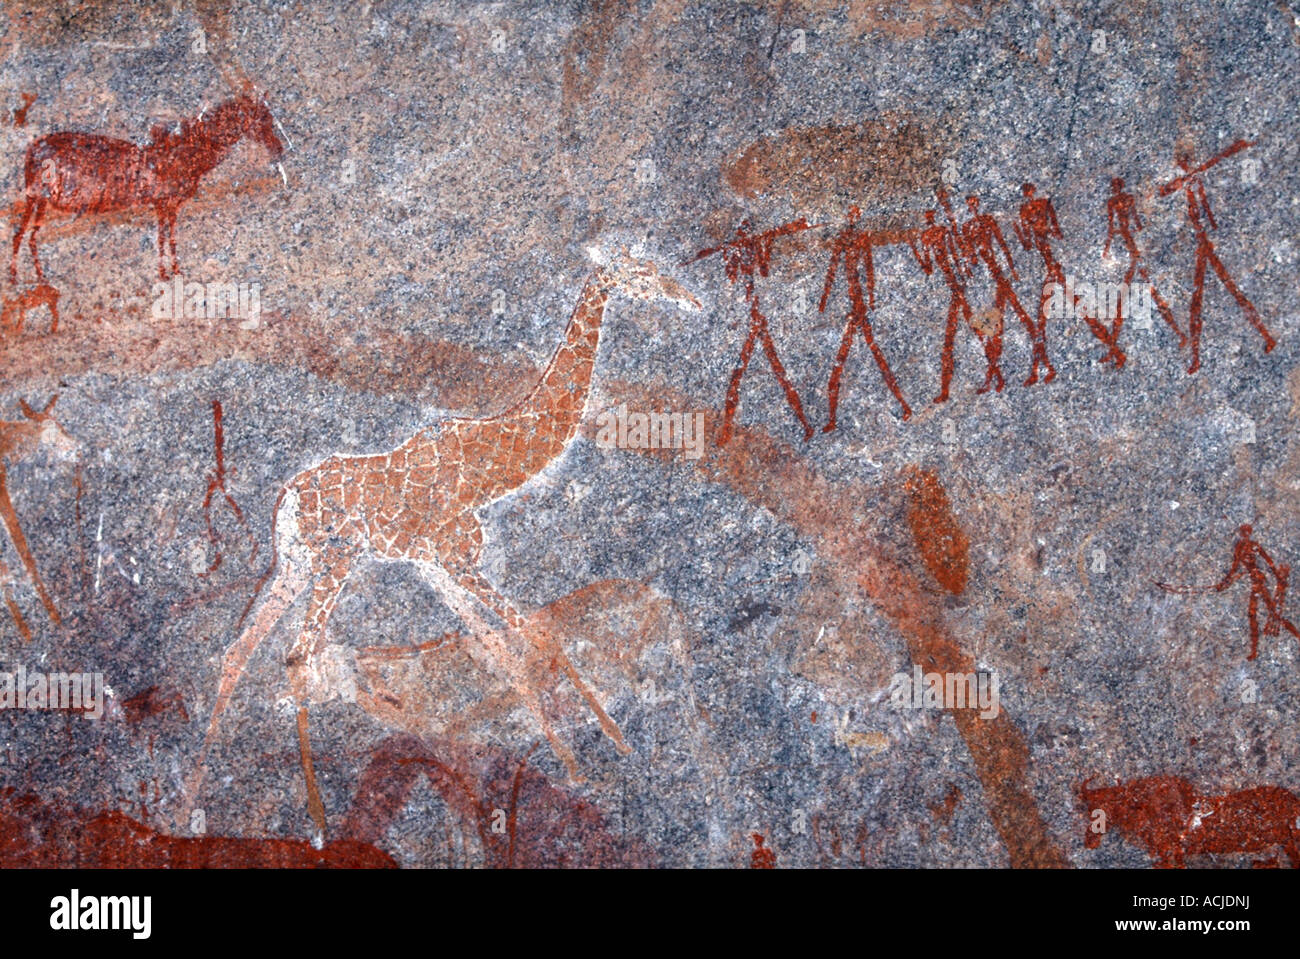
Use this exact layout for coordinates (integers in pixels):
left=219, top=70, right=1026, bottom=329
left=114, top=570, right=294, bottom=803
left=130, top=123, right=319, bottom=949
left=904, top=467, right=970, bottom=595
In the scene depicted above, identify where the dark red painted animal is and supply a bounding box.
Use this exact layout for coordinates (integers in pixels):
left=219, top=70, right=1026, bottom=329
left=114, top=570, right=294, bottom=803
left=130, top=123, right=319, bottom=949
left=10, top=92, right=284, bottom=283
left=1080, top=775, right=1300, bottom=868
left=0, top=788, right=393, bottom=868
left=341, top=736, right=656, bottom=867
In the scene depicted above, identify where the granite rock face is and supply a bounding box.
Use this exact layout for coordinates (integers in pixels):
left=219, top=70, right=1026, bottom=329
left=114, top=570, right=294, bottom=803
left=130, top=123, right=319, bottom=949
left=0, top=0, right=1297, bottom=868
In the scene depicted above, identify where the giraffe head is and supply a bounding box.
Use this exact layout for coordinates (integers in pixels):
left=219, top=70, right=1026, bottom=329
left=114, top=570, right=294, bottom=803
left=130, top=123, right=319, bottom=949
left=587, top=246, right=701, bottom=312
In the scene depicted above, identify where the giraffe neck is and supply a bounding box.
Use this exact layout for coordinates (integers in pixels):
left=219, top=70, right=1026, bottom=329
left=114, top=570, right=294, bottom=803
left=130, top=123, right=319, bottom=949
left=504, top=270, right=611, bottom=454
left=416, top=270, right=614, bottom=508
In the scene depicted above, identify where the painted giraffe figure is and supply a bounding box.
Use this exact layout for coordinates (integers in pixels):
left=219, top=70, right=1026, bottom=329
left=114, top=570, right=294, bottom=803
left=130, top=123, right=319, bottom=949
left=191, top=248, right=701, bottom=836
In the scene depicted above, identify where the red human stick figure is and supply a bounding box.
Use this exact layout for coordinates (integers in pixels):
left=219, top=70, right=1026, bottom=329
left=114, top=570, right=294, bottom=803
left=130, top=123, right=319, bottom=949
left=909, top=201, right=991, bottom=399
left=1084, top=176, right=1185, bottom=367
left=920, top=187, right=1006, bottom=396
left=1010, top=183, right=1060, bottom=386
left=1158, top=140, right=1271, bottom=374
left=1158, top=524, right=1300, bottom=661
left=199, top=400, right=257, bottom=577
left=749, top=832, right=776, bottom=868
left=962, top=195, right=1053, bottom=387
left=819, top=206, right=912, bottom=430
left=685, top=217, right=818, bottom=445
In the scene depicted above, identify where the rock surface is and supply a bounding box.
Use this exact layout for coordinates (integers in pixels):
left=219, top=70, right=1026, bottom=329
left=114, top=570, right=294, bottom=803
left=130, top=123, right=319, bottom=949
left=0, top=0, right=1297, bottom=868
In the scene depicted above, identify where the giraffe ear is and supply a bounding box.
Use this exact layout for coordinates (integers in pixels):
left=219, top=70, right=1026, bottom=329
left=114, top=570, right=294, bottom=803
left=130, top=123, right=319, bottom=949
left=18, top=399, right=37, bottom=420
left=42, top=395, right=57, bottom=415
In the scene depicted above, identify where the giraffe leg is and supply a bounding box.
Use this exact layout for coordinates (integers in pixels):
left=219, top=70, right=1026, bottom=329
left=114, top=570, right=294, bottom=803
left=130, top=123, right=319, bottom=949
left=296, top=705, right=326, bottom=842
left=456, top=566, right=630, bottom=756
left=413, top=559, right=585, bottom=782
left=187, top=487, right=316, bottom=814
left=281, top=551, right=356, bottom=838
left=429, top=515, right=629, bottom=755
left=285, top=550, right=355, bottom=703
left=186, top=556, right=310, bottom=815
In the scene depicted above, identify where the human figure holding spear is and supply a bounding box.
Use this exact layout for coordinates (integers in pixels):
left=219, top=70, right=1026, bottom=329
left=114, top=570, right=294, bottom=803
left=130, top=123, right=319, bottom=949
left=1157, top=524, right=1300, bottom=661
left=1158, top=140, right=1272, bottom=373
left=685, top=217, right=818, bottom=445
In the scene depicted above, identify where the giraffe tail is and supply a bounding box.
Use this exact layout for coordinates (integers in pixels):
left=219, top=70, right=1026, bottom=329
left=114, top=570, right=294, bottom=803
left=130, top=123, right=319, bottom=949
left=185, top=487, right=307, bottom=814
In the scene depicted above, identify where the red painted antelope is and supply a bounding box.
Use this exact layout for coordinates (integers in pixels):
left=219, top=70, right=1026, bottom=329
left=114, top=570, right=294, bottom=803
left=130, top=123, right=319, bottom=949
left=1080, top=774, right=1300, bottom=868
left=10, top=91, right=285, bottom=284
